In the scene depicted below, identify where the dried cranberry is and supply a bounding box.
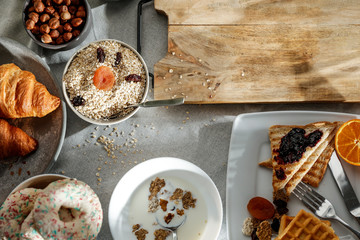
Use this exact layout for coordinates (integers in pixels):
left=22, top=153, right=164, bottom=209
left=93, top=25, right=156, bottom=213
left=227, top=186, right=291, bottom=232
left=97, top=47, right=105, bottom=63
left=273, top=199, right=287, bottom=209
left=251, top=228, right=259, bottom=240
left=275, top=168, right=286, bottom=180
left=277, top=207, right=289, bottom=215
left=114, top=52, right=122, bottom=66
left=71, top=96, right=85, bottom=106
left=271, top=218, right=280, bottom=232
left=125, top=74, right=142, bottom=82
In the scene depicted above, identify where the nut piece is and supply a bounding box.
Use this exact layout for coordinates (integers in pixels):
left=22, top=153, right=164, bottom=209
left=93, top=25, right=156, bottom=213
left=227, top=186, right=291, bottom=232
left=31, top=25, right=40, bottom=34
left=59, top=5, right=68, bottom=13
left=40, top=24, right=50, bottom=34
left=56, top=35, right=64, bottom=44
left=68, top=6, right=77, bottom=14
left=52, top=11, right=60, bottom=19
left=60, top=11, right=71, bottom=20
left=25, top=19, right=35, bottom=30
left=75, top=10, right=86, bottom=18
left=49, top=29, right=60, bottom=38
left=45, top=6, right=55, bottom=15
left=28, top=12, right=39, bottom=23
left=53, top=0, right=63, bottom=4
left=72, top=29, right=80, bottom=37
left=45, top=0, right=52, bottom=6
left=34, top=1, right=45, bottom=13
left=71, top=18, right=83, bottom=27
left=40, top=13, right=50, bottom=22
left=49, top=18, right=60, bottom=29
left=63, top=0, right=72, bottom=5
left=41, top=34, right=52, bottom=43
left=63, top=23, right=72, bottom=32
left=63, top=32, right=72, bottom=42
left=57, top=25, right=64, bottom=33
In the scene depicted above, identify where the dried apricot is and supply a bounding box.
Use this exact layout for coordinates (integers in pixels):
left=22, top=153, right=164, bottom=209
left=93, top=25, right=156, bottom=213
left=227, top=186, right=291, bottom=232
left=247, top=197, right=275, bottom=220
left=93, top=66, right=115, bottom=91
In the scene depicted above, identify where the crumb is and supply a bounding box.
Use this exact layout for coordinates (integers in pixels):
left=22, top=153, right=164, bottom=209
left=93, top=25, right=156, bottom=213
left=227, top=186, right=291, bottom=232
left=182, top=191, right=196, bottom=209
left=148, top=198, right=159, bottom=213
left=149, top=177, right=165, bottom=200
left=176, top=208, right=185, bottom=216
left=134, top=228, right=149, bottom=240
left=154, top=229, right=171, bottom=240
left=256, top=221, right=272, bottom=240
left=164, top=213, right=175, bottom=224
left=159, top=199, right=168, bottom=211
left=132, top=224, right=140, bottom=232
left=170, top=188, right=183, bottom=200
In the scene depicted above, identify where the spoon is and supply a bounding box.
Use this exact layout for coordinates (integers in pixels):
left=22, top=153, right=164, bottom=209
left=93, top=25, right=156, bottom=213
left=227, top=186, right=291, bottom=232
left=106, top=98, right=185, bottom=120
left=156, top=214, right=187, bottom=240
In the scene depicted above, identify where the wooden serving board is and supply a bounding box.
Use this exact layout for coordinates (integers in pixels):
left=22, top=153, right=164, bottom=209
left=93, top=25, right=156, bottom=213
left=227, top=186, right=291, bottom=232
left=153, top=0, right=360, bottom=103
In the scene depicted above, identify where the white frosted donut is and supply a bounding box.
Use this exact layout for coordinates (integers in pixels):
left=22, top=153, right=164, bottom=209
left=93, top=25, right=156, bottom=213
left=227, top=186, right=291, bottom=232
left=32, top=179, right=103, bottom=239
left=20, top=211, right=43, bottom=240
left=0, top=188, right=42, bottom=239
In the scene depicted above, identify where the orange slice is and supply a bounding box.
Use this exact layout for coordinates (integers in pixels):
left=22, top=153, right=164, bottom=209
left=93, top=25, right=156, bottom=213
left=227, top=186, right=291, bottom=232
left=93, top=66, right=115, bottom=91
left=335, top=119, right=360, bottom=166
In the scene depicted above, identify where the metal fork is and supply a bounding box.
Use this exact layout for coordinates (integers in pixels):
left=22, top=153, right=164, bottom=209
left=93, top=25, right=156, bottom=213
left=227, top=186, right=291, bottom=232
left=293, top=181, right=360, bottom=239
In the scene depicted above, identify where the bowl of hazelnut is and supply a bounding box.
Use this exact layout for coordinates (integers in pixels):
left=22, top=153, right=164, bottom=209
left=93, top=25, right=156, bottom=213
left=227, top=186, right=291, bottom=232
left=23, top=0, right=92, bottom=50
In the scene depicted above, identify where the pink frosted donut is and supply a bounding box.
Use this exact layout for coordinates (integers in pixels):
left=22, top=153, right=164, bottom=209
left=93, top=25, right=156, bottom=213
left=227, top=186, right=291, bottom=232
left=0, top=188, right=42, bottom=239
left=32, top=179, right=103, bottom=239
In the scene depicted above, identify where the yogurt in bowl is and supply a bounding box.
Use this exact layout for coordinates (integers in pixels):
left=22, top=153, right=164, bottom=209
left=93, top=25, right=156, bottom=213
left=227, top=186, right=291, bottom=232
left=62, top=39, right=149, bottom=125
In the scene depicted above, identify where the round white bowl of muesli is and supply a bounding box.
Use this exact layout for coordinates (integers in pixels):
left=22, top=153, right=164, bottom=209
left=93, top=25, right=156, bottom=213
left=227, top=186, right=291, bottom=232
left=62, top=39, right=149, bottom=125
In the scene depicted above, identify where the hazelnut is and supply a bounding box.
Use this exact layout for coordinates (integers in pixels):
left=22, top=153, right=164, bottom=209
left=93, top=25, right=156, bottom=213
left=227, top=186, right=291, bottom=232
left=75, top=10, right=86, bottom=18
left=72, top=29, right=80, bottom=37
left=49, top=29, right=60, bottom=38
left=45, top=6, right=55, bottom=15
left=31, top=25, right=40, bottom=34
left=40, top=13, right=50, bottom=22
left=25, top=19, right=35, bottom=30
left=40, top=24, right=50, bottom=34
left=64, top=0, right=71, bottom=6
left=34, top=1, right=45, bottom=13
left=49, top=18, right=60, bottom=29
left=52, top=12, right=60, bottom=19
left=77, top=6, right=85, bottom=11
left=53, top=0, right=63, bottom=4
left=59, top=5, right=68, bottom=13
left=56, top=35, right=64, bottom=44
left=57, top=25, right=64, bottom=33
left=28, top=6, right=35, bottom=12
left=60, top=11, right=71, bottom=20
left=63, top=32, right=72, bottom=42
left=68, top=6, right=77, bottom=15
left=28, top=12, right=39, bottom=23
left=63, top=23, right=72, bottom=32
left=41, top=34, right=52, bottom=43
left=71, top=18, right=83, bottom=27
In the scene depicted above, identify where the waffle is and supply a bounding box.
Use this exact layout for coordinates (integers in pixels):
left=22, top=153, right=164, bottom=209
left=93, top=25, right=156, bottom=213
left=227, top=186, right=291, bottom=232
left=275, top=209, right=339, bottom=240
left=278, top=215, right=331, bottom=235
left=270, top=121, right=337, bottom=193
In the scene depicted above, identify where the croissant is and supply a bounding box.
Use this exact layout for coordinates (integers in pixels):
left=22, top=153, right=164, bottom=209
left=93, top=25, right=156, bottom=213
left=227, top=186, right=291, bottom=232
left=0, top=119, right=38, bottom=159
left=0, top=63, right=60, bottom=118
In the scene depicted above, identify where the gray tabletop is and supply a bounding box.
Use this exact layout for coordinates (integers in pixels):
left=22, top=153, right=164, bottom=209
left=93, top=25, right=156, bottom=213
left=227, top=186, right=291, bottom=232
left=2, top=1, right=360, bottom=239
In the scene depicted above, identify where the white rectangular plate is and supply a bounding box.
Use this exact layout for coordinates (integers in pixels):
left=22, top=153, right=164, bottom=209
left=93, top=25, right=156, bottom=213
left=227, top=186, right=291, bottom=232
left=226, top=111, right=360, bottom=239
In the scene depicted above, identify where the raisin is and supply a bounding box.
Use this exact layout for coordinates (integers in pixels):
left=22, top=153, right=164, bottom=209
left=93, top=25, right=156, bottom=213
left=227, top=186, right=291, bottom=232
left=251, top=228, right=259, bottom=240
left=273, top=199, right=287, bottom=209
left=125, top=74, right=142, bottom=82
left=114, top=52, right=122, bottom=66
left=271, top=218, right=280, bottom=232
left=71, top=96, right=85, bottom=106
left=97, top=47, right=105, bottom=63
left=277, top=207, right=289, bottom=215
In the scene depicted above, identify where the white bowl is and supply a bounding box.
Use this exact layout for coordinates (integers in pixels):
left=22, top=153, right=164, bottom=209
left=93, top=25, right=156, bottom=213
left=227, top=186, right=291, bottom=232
left=10, top=174, right=68, bottom=194
left=108, top=157, right=223, bottom=240
left=62, top=39, right=149, bottom=125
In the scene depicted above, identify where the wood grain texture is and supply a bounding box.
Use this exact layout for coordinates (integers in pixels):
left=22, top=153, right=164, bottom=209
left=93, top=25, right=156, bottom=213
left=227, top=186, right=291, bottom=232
left=154, top=0, right=360, bottom=103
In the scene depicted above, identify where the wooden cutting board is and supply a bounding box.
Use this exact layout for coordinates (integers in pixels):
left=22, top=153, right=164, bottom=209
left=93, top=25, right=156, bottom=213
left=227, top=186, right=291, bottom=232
left=153, top=0, right=360, bottom=103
